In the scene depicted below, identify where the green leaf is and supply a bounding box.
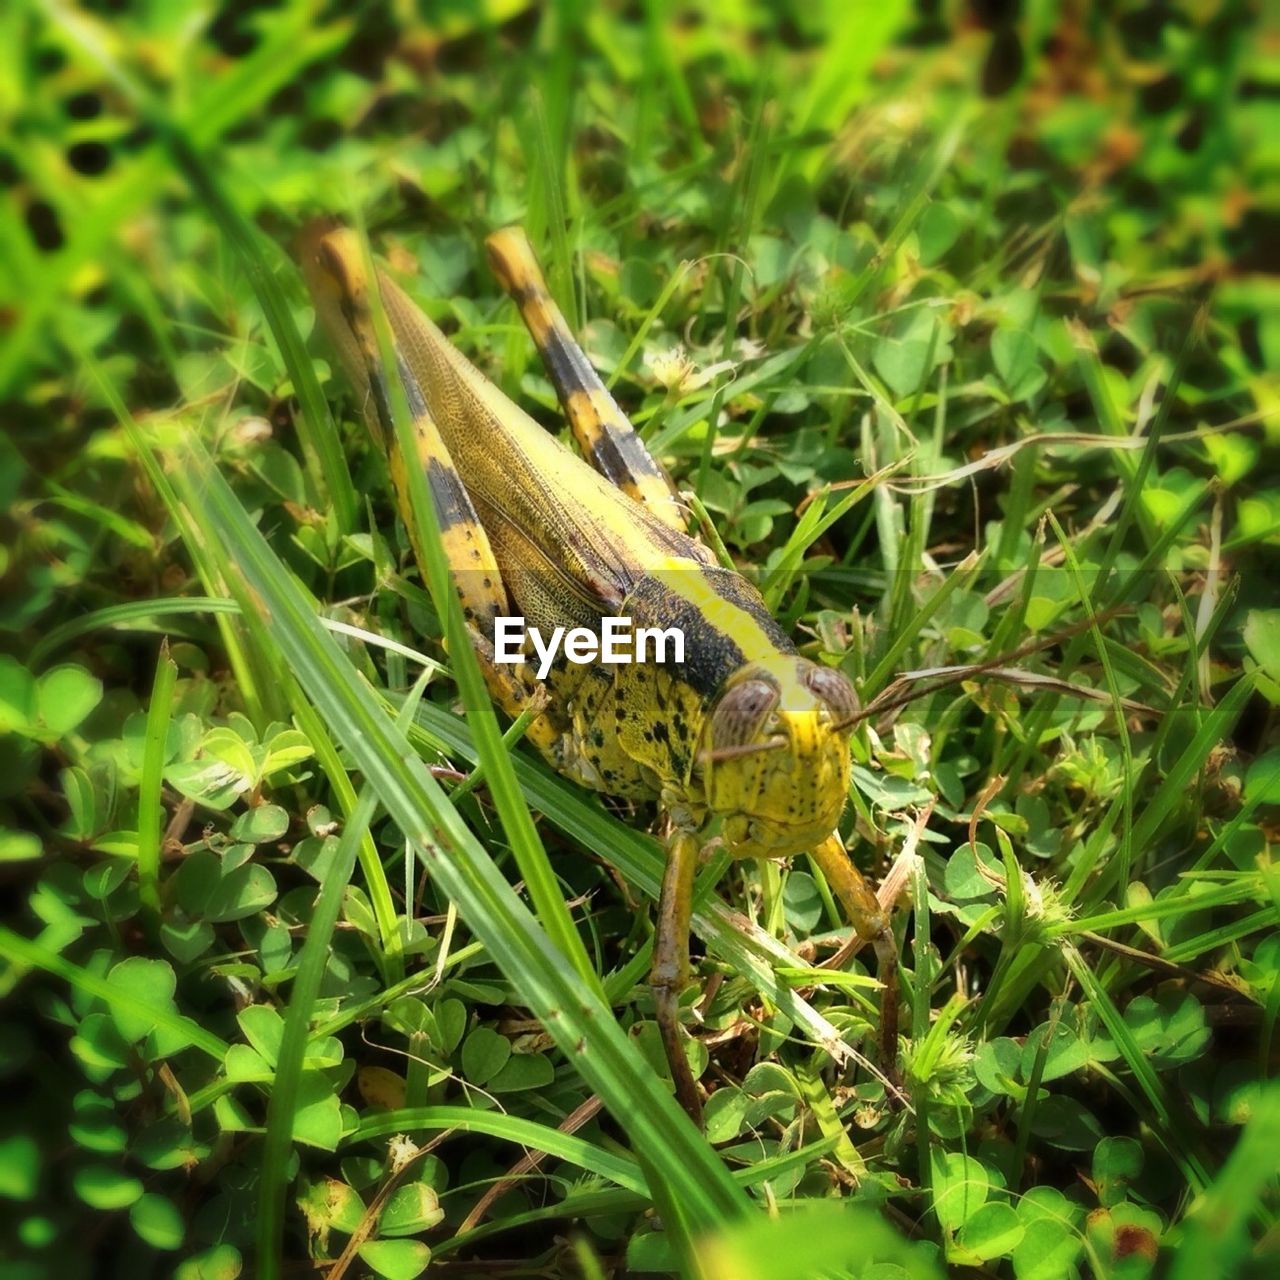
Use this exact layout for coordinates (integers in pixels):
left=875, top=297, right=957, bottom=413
left=1012, top=1217, right=1083, bottom=1280
left=930, top=1152, right=992, bottom=1233
left=917, top=202, right=961, bottom=265
left=1245, top=750, right=1280, bottom=805
left=1202, top=432, right=1258, bottom=485
left=436, top=999, right=467, bottom=1056
left=73, top=1163, right=144, bottom=1210
left=1086, top=1202, right=1162, bottom=1276
left=161, top=916, right=216, bottom=964
left=174, top=1244, right=243, bottom=1280
left=106, top=956, right=178, bottom=1043
left=1023, top=1022, right=1090, bottom=1084
left=488, top=1052, right=555, bottom=1093
left=627, top=1229, right=677, bottom=1273
left=1243, top=610, right=1280, bottom=684
left=1124, top=991, right=1210, bottom=1068
left=704, top=1087, right=749, bottom=1145
left=1093, top=1136, right=1144, bottom=1208
left=955, top=1201, right=1024, bottom=1262
left=167, top=726, right=260, bottom=809
left=231, top=803, right=289, bottom=844
left=174, top=849, right=277, bottom=922
left=0, top=656, right=36, bottom=734
left=460, top=1025, right=511, bottom=1085
left=874, top=337, right=932, bottom=399
left=238, top=1004, right=285, bottom=1067
left=378, top=1182, right=445, bottom=1237
left=70, top=1091, right=126, bottom=1153
left=992, top=330, right=1037, bottom=390
left=36, top=665, right=103, bottom=738
left=166, top=760, right=250, bottom=810
left=130, top=1192, right=185, bottom=1249
left=225, top=1043, right=273, bottom=1082
left=250, top=442, right=307, bottom=505
left=261, top=727, right=315, bottom=775
left=973, top=1038, right=1022, bottom=1096
left=134, top=1118, right=209, bottom=1171
left=70, top=1012, right=130, bottom=1072
left=0, top=1134, right=40, bottom=1200
left=357, top=1239, right=432, bottom=1280
left=0, top=829, right=41, bottom=861
left=60, top=765, right=97, bottom=839
left=1030, top=1095, right=1104, bottom=1151
left=297, top=1176, right=365, bottom=1240
left=292, top=1072, right=343, bottom=1150
left=782, top=871, right=823, bottom=933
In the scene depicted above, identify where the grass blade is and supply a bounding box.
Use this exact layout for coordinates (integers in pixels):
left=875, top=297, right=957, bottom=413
left=167, top=133, right=358, bottom=533
left=257, top=776, right=380, bottom=1280
left=353, top=1106, right=647, bottom=1196
left=135, top=639, right=177, bottom=923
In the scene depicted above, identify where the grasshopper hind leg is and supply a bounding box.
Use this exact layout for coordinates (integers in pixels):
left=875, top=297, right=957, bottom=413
left=301, top=223, right=562, bottom=756
left=485, top=227, right=688, bottom=535
left=386, top=400, right=565, bottom=759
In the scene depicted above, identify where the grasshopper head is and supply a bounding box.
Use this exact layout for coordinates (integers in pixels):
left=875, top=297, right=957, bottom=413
left=700, top=659, right=857, bottom=859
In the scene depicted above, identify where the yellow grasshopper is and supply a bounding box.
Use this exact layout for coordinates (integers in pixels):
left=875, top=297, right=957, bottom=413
left=299, top=221, right=897, bottom=1124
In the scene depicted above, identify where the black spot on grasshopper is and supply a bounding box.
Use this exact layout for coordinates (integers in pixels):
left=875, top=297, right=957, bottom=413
left=423, top=457, right=474, bottom=532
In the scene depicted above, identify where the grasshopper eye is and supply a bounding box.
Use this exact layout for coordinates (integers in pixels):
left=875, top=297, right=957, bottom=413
left=803, top=664, right=859, bottom=725
left=710, top=678, right=780, bottom=750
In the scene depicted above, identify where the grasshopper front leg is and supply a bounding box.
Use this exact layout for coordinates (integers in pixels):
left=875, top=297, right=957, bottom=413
left=651, top=828, right=704, bottom=1126
left=809, top=833, right=900, bottom=1076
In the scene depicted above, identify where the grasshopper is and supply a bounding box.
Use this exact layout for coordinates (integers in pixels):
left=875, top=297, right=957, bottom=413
left=299, top=222, right=897, bottom=1124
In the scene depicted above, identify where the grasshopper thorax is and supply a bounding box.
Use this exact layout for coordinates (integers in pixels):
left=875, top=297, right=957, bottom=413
left=699, top=658, right=858, bottom=860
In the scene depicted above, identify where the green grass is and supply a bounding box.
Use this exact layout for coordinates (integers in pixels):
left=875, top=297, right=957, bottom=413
left=2, top=3, right=1277, bottom=1279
